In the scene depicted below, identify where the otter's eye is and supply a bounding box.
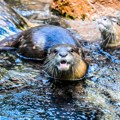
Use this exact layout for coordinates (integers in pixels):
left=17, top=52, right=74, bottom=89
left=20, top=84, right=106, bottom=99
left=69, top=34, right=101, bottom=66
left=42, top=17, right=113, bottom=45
left=103, top=18, right=107, bottom=21
left=53, top=49, right=58, bottom=54
left=70, top=49, right=74, bottom=53
left=117, top=22, right=120, bottom=25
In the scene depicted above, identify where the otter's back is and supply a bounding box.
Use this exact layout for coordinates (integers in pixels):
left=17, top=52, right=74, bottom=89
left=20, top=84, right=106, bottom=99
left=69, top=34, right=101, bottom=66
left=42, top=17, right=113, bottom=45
left=32, top=25, right=78, bottom=50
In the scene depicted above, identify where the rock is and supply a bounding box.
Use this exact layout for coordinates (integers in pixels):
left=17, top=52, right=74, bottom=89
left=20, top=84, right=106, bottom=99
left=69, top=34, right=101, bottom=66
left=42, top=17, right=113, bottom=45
left=5, top=0, right=53, bottom=21
left=51, top=0, right=120, bottom=20
left=0, top=0, right=30, bottom=40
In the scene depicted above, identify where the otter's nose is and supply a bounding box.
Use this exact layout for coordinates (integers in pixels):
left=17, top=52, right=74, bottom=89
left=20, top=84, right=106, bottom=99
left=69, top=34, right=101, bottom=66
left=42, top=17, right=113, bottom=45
left=59, top=52, right=68, bottom=57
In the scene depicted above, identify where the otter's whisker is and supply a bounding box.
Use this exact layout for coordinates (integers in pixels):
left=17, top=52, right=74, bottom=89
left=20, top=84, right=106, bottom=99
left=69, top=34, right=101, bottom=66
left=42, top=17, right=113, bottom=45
left=113, top=25, right=118, bottom=47
left=104, top=32, right=111, bottom=42
left=105, top=34, right=112, bottom=47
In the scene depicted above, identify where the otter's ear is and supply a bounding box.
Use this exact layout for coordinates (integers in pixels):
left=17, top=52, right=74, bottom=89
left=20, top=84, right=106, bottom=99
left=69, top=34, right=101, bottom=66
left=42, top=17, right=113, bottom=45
left=111, top=17, right=120, bottom=25
left=116, top=17, right=120, bottom=26
left=77, top=47, right=85, bottom=58
left=47, top=48, right=51, bottom=54
left=111, top=17, right=118, bottom=22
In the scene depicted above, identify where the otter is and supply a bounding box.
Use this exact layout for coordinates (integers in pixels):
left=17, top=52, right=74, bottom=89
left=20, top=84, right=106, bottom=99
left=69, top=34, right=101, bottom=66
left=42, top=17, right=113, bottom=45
left=0, top=25, right=88, bottom=81
left=97, top=16, right=120, bottom=49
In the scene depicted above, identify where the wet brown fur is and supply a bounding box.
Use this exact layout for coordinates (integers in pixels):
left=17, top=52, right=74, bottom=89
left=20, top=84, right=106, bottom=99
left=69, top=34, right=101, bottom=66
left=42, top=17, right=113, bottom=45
left=98, top=16, right=120, bottom=49
left=44, top=45, right=88, bottom=80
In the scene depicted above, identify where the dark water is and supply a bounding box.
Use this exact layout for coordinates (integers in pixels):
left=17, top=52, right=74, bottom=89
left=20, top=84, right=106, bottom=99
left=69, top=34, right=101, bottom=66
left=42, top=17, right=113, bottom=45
left=0, top=1, right=120, bottom=120
left=0, top=80, right=101, bottom=120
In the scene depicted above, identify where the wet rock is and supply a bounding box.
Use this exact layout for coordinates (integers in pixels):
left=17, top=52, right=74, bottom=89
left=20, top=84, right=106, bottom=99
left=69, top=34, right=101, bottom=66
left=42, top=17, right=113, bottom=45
left=5, top=0, right=53, bottom=22
left=0, top=0, right=30, bottom=41
left=65, top=20, right=101, bottom=42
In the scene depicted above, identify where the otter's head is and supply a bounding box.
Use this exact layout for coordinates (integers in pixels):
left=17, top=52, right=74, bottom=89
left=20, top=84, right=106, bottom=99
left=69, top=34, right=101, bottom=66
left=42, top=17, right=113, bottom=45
left=97, top=16, right=120, bottom=48
left=44, top=44, right=88, bottom=81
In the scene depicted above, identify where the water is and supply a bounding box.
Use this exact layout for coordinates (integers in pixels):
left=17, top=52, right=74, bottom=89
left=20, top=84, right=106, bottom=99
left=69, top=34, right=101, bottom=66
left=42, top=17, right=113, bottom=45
left=0, top=1, right=29, bottom=41
left=0, top=0, right=120, bottom=119
left=0, top=84, right=101, bottom=120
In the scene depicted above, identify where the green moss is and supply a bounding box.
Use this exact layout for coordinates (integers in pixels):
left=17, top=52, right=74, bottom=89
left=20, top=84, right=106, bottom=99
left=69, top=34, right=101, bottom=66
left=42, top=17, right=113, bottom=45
left=81, top=14, right=86, bottom=21
left=65, top=14, right=75, bottom=20
left=51, top=9, right=75, bottom=20
left=0, top=67, right=8, bottom=79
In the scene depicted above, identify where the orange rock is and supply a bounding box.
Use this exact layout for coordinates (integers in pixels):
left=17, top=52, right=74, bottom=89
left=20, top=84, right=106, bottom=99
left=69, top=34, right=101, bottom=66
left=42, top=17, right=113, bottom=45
left=51, top=0, right=120, bottom=20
